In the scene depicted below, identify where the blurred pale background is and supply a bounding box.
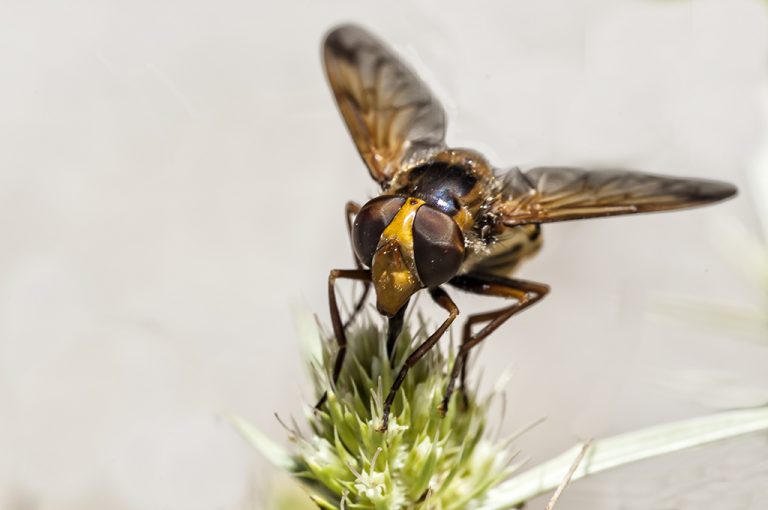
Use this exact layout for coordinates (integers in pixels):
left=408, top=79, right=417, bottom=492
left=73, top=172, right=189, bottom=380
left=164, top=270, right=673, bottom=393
left=1, top=0, right=767, bottom=508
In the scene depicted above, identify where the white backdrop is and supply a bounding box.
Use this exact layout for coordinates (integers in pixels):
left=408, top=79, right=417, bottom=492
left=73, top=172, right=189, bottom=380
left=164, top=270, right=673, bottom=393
left=1, top=0, right=767, bottom=508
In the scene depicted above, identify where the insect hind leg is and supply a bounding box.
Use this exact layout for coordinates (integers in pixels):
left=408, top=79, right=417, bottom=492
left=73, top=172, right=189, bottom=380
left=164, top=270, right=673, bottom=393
left=442, top=273, right=549, bottom=413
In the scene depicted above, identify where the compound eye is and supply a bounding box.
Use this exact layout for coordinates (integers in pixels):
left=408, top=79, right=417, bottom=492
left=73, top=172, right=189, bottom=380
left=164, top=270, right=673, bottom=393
left=352, top=196, right=406, bottom=267
left=412, top=206, right=465, bottom=287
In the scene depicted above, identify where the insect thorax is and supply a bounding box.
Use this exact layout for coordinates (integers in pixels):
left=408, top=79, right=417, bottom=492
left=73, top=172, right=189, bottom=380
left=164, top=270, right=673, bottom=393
left=388, top=149, right=496, bottom=232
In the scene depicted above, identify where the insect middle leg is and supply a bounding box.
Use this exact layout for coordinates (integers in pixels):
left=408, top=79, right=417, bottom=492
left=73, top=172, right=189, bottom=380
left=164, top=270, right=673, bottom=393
left=442, top=273, right=550, bottom=412
left=314, top=268, right=371, bottom=410
left=380, top=287, right=458, bottom=431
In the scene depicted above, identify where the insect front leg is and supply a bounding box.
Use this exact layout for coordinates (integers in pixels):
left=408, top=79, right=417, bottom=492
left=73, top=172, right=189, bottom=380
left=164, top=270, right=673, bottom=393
left=379, top=287, right=458, bottom=432
left=342, top=201, right=372, bottom=329
left=442, top=274, right=549, bottom=413
left=314, top=268, right=371, bottom=410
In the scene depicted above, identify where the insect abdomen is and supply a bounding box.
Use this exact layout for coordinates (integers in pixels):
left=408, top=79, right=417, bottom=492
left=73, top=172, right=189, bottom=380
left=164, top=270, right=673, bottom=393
left=461, top=224, right=543, bottom=276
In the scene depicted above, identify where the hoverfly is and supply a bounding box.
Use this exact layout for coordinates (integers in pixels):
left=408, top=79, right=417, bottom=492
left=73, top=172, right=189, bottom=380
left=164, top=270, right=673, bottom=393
left=317, top=24, right=737, bottom=431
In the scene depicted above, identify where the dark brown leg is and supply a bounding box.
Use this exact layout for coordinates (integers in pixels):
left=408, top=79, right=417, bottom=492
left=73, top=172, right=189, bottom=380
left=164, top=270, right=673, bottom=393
left=315, top=268, right=371, bottom=410
left=441, top=273, right=550, bottom=412
left=342, top=201, right=372, bottom=330
left=379, top=287, right=458, bottom=431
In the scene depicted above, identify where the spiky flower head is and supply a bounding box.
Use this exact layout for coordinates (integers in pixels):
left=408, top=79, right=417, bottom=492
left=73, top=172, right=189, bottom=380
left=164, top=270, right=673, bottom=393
left=288, top=317, right=519, bottom=509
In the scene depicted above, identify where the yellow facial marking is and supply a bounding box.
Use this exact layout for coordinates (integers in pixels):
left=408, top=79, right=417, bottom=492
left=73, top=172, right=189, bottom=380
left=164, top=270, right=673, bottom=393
left=391, top=270, right=414, bottom=288
left=379, top=197, right=425, bottom=261
left=370, top=197, right=426, bottom=316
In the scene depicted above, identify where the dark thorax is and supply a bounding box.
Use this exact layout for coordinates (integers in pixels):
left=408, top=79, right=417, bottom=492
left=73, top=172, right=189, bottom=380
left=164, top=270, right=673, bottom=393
left=388, top=148, right=496, bottom=233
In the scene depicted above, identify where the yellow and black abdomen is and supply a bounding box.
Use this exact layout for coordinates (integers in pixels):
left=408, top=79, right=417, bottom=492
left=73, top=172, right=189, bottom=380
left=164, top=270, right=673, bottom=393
left=460, top=224, right=543, bottom=277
